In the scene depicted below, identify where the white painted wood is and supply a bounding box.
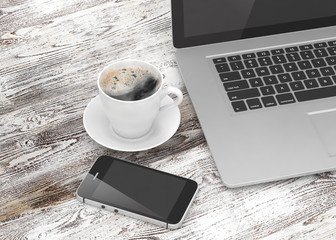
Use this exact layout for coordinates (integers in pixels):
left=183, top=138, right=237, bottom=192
left=1, top=0, right=336, bottom=239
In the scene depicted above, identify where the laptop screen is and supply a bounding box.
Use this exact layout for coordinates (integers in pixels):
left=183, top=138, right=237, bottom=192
left=172, top=0, right=336, bottom=48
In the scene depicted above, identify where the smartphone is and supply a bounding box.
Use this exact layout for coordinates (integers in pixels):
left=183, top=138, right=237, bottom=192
left=76, top=156, right=198, bottom=229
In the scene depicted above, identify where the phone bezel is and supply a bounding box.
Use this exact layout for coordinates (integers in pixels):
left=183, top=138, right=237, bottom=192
left=77, top=156, right=198, bottom=225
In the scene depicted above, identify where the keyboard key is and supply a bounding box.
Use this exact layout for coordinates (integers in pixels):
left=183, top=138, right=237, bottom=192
left=231, top=101, right=247, bottom=112
left=258, top=57, right=273, bottom=66
left=295, top=86, right=336, bottom=102
left=227, top=88, right=260, bottom=101
left=216, top=63, right=230, bottom=73
left=328, top=40, right=336, bottom=46
left=244, top=59, right=259, bottom=68
left=320, top=67, right=335, bottom=76
left=284, top=63, right=299, bottom=72
left=304, top=79, right=319, bottom=89
left=261, top=96, right=277, bottom=107
left=314, top=42, right=328, bottom=48
left=241, top=69, right=256, bottom=79
left=220, top=71, right=241, bottom=82
left=309, top=68, right=321, bottom=78
left=314, top=48, right=328, bottom=58
left=275, top=83, right=290, bottom=93
left=286, top=53, right=301, bottom=62
left=271, top=49, right=285, bottom=55
left=327, top=47, right=336, bottom=55
left=260, top=86, right=275, bottom=95
left=291, top=71, right=307, bottom=81
left=278, top=73, right=293, bottom=83
left=246, top=98, right=263, bottom=110
left=213, top=57, right=226, bottom=64
left=306, top=69, right=321, bottom=78
left=224, top=80, right=249, bottom=91
left=300, top=50, right=315, bottom=60
left=228, top=55, right=241, bottom=61
left=249, top=78, right=264, bottom=87
left=272, top=55, right=287, bottom=64
left=290, top=81, right=305, bottom=91
left=230, top=61, right=245, bottom=70
left=269, top=65, right=284, bottom=74
left=318, top=77, right=334, bottom=86
left=242, top=53, right=256, bottom=59
left=285, top=46, right=299, bottom=53
left=299, top=44, right=313, bottom=51
left=326, top=56, right=336, bottom=65
left=311, top=58, right=327, bottom=68
left=276, top=93, right=296, bottom=105
left=297, top=61, right=312, bottom=70
left=263, top=76, right=278, bottom=85
left=256, top=67, right=270, bottom=76
left=257, top=51, right=270, bottom=57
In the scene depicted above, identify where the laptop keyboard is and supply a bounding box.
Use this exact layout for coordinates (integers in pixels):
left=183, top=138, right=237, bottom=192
left=213, top=40, right=336, bottom=112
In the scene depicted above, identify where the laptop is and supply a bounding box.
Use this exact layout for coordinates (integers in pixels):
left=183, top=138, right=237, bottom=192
left=172, top=0, right=336, bottom=187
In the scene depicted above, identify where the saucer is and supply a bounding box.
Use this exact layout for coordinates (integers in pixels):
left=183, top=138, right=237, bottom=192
left=83, top=96, right=181, bottom=152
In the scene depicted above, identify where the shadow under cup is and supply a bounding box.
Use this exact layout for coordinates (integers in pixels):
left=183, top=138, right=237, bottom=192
left=97, top=60, right=166, bottom=139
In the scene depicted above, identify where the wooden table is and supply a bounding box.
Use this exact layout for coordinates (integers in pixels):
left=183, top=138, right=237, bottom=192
left=1, top=0, right=336, bottom=239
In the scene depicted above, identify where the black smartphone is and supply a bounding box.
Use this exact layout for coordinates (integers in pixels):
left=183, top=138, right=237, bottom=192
left=76, top=156, right=198, bottom=229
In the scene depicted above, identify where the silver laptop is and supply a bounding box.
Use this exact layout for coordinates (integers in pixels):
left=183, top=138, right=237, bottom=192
left=172, top=0, right=336, bottom=187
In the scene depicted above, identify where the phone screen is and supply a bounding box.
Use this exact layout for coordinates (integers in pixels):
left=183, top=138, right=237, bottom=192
left=77, top=156, right=198, bottom=224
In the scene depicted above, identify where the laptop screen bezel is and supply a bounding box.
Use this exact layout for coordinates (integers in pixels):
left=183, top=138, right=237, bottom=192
left=171, top=0, right=336, bottom=48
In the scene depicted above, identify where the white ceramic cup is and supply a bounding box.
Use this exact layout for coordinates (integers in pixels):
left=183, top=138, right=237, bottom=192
left=97, top=59, right=183, bottom=139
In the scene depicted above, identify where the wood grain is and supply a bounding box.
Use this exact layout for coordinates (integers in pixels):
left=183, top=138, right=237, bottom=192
left=1, top=0, right=336, bottom=239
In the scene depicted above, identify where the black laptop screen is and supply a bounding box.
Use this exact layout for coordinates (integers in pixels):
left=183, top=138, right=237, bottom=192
left=172, top=0, right=336, bottom=48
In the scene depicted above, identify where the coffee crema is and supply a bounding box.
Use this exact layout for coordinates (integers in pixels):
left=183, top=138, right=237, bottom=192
left=100, top=67, right=161, bottom=101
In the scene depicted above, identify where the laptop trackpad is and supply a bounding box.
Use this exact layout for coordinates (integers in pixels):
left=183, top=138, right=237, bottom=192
left=309, top=109, right=336, bottom=157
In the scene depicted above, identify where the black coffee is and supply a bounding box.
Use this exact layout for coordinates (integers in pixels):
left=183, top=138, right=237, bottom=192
left=100, top=67, right=161, bottom=101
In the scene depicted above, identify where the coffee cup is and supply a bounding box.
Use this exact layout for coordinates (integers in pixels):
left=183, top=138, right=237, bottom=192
left=97, top=59, right=183, bottom=139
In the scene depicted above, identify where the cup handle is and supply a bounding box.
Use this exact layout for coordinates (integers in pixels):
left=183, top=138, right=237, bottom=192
left=159, top=86, right=183, bottom=112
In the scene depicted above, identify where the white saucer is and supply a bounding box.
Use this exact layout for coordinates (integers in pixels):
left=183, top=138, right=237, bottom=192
left=83, top=96, right=181, bottom=152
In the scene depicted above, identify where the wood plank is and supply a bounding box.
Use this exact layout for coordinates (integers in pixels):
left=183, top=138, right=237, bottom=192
left=0, top=0, right=111, bottom=34
left=2, top=147, right=336, bottom=239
